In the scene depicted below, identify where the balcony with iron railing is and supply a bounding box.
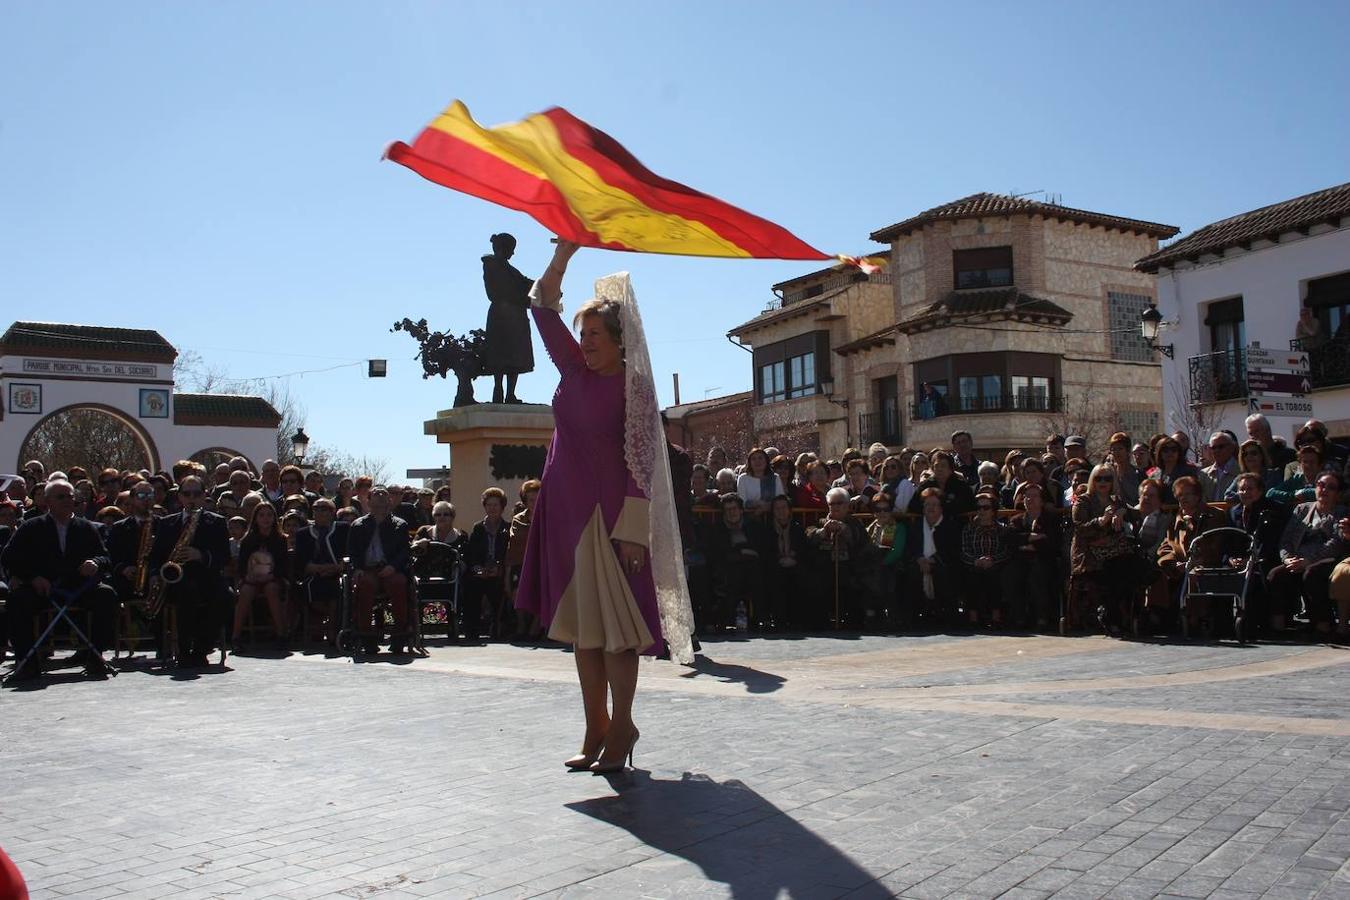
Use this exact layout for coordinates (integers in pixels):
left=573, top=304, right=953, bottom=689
left=1187, top=348, right=1247, bottom=405
left=908, top=393, right=1063, bottom=421
left=1291, top=335, right=1350, bottom=390
left=857, top=409, right=901, bottom=447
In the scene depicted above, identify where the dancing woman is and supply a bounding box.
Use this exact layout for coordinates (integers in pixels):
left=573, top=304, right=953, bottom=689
left=514, top=239, right=695, bottom=774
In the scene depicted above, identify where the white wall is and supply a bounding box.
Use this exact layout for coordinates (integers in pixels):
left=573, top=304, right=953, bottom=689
left=0, top=353, right=275, bottom=473
left=1154, top=225, right=1350, bottom=441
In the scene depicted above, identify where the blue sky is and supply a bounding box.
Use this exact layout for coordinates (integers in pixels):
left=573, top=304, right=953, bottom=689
left=4, top=2, right=1348, bottom=478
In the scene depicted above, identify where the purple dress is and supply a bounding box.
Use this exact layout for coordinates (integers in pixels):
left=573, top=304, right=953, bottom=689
left=514, top=306, right=663, bottom=654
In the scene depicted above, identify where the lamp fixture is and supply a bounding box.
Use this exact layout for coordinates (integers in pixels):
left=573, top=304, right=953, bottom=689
left=291, top=427, right=311, bottom=464
left=1140, top=306, right=1175, bottom=359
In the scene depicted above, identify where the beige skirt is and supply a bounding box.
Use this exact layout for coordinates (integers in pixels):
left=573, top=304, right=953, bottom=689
left=546, top=505, right=654, bottom=653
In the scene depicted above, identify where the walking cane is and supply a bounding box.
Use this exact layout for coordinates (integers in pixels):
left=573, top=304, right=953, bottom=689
left=832, top=531, right=841, bottom=630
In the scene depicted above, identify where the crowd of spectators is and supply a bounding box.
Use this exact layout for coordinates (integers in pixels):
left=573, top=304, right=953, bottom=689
left=0, top=454, right=541, bottom=682
left=7, top=408, right=1350, bottom=683
left=678, top=413, right=1350, bottom=642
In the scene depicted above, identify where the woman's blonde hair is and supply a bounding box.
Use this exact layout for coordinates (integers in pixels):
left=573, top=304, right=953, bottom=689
left=573, top=298, right=623, bottom=346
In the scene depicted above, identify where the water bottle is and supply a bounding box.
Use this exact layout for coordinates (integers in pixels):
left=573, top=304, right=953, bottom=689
left=735, top=601, right=748, bottom=632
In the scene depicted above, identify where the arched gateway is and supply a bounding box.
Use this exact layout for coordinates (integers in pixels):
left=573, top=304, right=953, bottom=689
left=0, top=322, right=279, bottom=474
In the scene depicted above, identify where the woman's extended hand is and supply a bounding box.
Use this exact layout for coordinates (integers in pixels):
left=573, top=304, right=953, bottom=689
left=617, top=540, right=646, bottom=575
left=533, top=239, right=580, bottom=310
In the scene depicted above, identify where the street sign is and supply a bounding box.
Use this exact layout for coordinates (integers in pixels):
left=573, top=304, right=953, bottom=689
left=1248, top=396, right=1313, bottom=417
left=406, top=467, right=450, bottom=479
left=1246, top=370, right=1312, bottom=395
left=1245, top=347, right=1309, bottom=373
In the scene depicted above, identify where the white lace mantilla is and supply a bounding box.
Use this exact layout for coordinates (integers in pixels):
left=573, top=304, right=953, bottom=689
left=594, top=273, right=696, bottom=665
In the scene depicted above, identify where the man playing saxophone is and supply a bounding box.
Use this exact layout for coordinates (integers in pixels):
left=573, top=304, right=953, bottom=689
left=108, top=482, right=161, bottom=653
left=108, top=483, right=159, bottom=600
left=149, top=475, right=229, bottom=668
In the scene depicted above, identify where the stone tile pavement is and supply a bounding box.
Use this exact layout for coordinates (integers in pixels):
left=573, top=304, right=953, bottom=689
left=3, top=634, right=1350, bottom=898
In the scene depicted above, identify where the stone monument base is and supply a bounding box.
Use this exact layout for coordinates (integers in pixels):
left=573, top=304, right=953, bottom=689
left=423, top=403, right=555, bottom=509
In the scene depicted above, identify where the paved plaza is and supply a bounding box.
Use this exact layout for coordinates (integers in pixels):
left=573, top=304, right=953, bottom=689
left=4, top=633, right=1350, bottom=899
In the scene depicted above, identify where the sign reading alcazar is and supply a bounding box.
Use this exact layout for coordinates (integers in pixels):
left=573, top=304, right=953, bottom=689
left=0, top=321, right=280, bottom=472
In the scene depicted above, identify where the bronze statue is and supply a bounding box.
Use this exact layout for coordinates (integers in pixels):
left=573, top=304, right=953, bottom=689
left=481, top=233, right=535, bottom=403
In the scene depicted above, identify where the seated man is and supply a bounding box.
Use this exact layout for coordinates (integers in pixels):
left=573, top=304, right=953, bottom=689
left=345, top=486, right=411, bottom=654
left=760, top=494, right=811, bottom=631
left=293, top=498, right=349, bottom=640
left=806, top=487, right=868, bottom=630
left=1, top=479, right=117, bottom=681
left=108, top=482, right=159, bottom=602
left=150, top=476, right=230, bottom=667
left=705, top=493, right=767, bottom=632
left=902, top=487, right=963, bottom=629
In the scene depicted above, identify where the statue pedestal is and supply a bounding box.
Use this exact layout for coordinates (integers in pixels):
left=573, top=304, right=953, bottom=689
left=423, top=403, right=555, bottom=509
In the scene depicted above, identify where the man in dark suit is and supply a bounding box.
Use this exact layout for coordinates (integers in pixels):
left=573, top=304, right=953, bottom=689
left=150, top=475, right=230, bottom=667
left=345, top=486, right=411, bottom=653
left=902, top=486, right=964, bottom=629
left=294, top=498, right=349, bottom=639
left=2, top=479, right=117, bottom=681
left=706, top=493, right=769, bottom=632
left=759, top=494, right=810, bottom=631
left=461, top=488, right=510, bottom=641
left=108, top=482, right=159, bottom=601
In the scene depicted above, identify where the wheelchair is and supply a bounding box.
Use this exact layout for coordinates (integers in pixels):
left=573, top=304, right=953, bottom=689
left=1180, top=527, right=1256, bottom=643
left=410, top=541, right=461, bottom=655
left=335, top=559, right=418, bottom=656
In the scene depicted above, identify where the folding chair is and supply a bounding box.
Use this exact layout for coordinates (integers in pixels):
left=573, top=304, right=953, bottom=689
left=1181, top=527, right=1256, bottom=642
left=4, top=578, right=116, bottom=684
left=410, top=542, right=461, bottom=655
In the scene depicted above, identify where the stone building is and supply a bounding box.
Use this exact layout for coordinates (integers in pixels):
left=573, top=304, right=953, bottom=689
left=727, top=264, right=894, bottom=454
left=727, top=194, right=1178, bottom=460
left=1136, top=182, right=1350, bottom=443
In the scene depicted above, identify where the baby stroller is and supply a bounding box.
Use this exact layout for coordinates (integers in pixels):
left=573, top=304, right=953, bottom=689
left=1179, top=527, right=1256, bottom=643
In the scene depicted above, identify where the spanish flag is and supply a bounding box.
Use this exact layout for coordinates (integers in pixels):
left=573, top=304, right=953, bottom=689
left=385, top=100, right=843, bottom=263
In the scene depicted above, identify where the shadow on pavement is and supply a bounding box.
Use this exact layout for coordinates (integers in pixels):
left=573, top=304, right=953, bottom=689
left=680, top=656, right=786, bottom=694
left=567, top=771, right=890, bottom=898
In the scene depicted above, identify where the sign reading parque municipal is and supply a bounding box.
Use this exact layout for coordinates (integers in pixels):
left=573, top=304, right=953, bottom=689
left=17, top=358, right=160, bottom=379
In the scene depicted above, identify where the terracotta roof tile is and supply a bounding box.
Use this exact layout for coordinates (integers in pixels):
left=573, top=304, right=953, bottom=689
left=1, top=321, right=177, bottom=362
left=870, top=192, right=1178, bottom=242
left=1136, top=182, right=1350, bottom=273
left=174, top=393, right=281, bottom=427
left=898, top=288, right=1073, bottom=334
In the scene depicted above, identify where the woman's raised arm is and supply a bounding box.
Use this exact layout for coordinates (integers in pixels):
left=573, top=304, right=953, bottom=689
left=530, top=240, right=585, bottom=373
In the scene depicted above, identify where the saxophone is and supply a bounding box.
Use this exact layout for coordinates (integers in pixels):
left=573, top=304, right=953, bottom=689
left=132, top=517, right=155, bottom=596
left=148, top=509, right=200, bottom=616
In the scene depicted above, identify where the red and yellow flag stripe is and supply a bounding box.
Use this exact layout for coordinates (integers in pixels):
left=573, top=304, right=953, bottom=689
left=385, top=100, right=837, bottom=262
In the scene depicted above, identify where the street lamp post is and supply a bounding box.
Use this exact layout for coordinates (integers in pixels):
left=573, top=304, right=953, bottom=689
left=818, top=377, right=851, bottom=448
